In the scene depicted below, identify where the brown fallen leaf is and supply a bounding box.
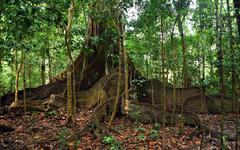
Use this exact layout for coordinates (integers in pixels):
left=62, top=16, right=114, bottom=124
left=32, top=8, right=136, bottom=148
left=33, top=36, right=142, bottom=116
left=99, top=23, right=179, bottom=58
left=138, top=147, right=145, bottom=150
left=171, top=137, right=177, bottom=145
left=194, top=139, right=201, bottom=145
left=15, top=125, right=23, bottom=132
left=68, top=142, right=74, bottom=150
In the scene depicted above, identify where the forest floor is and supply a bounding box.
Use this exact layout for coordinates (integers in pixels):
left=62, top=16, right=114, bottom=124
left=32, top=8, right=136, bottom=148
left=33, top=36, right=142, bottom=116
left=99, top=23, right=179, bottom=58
left=0, top=108, right=239, bottom=150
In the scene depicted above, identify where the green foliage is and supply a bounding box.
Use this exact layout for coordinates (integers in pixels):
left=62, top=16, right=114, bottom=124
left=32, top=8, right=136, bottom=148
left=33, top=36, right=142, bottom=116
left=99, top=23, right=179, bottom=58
left=136, top=127, right=146, bottom=132
left=137, top=134, right=146, bottom=141
left=0, top=0, right=239, bottom=99
left=86, top=123, right=97, bottom=131
left=0, top=0, right=87, bottom=96
left=153, top=123, right=161, bottom=130
left=150, top=129, right=159, bottom=140
left=74, top=139, right=81, bottom=148
left=221, top=135, right=228, bottom=150
left=58, top=128, right=70, bottom=150
left=45, top=111, right=57, bottom=117
left=102, top=135, right=122, bottom=150
left=103, top=136, right=115, bottom=144
left=128, top=104, right=141, bottom=122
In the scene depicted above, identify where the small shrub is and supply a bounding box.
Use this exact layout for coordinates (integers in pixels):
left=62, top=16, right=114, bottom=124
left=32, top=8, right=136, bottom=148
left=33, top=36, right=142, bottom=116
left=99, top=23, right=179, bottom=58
left=102, top=135, right=122, bottom=150
left=45, top=111, right=57, bottom=117
left=74, top=139, right=81, bottom=148
left=136, top=127, right=146, bottom=132
left=153, top=123, right=161, bottom=130
left=150, top=129, right=159, bottom=140
left=128, top=104, right=141, bottom=121
left=221, top=135, right=228, bottom=150
left=58, top=128, right=70, bottom=150
left=137, top=134, right=146, bottom=141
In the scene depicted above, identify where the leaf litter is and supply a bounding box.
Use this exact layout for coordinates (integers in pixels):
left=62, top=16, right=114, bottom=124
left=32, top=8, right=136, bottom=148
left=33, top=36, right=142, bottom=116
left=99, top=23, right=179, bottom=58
left=0, top=108, right=239, bottom=149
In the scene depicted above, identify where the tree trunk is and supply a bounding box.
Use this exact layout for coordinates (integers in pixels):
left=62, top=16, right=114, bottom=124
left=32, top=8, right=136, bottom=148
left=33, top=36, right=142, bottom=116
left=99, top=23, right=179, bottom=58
left=10, top=64, right=14, bottom=93
left=41, top=49, right=46, bottom=85
left=170, top=25, right=177, bottom=124
left=0, top=1, right=127, bottom=107
left=65, top=0, right=75, bottom=124
left=47, top=49, right=52, bottom=83
left=215, top=0, right=224, bottom=95
left=234, top=0, right=240, bottom=36
left=0, top=51, right=2, bottom=96
left=177, top=18, right=188, bottom=87
left=14, top=49, right=19, bottom=103
left=108, top=14, right=123, bottom=127
left=0, top=50, right=2, bottom=72
left=160, top=14, right=167, bottom=146
left=227, top=0, right=237, bottom=97
left=122, top=24, right=129, bottom=114
left=28, top=64, right=32, bottom=96
left=215, top=0, right=225, bottom=148
left=22, top=50, right=27, bottom=115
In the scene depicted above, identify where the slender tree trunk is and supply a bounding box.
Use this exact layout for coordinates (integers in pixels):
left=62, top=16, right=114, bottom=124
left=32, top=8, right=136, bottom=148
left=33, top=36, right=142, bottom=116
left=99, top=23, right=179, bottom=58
left=228, top=1, right=239, bottom=149
left=215, top=0, right=225, bottom=148
left=160, top=14, right=167, bottom=147
left=22, top=50, right=27, bottom=115
left=0, top=51, right=2, bottom=85
left=219, top=1, right=224, bottom=96
left=199, top=2, right=206, bottom=119
left=14, top=49, right=19, bottom=102
left=171, top=25, right=177, bottom=125
left=233, top=0, right=240, bottom=36
left=215, top=0, right=225, bottom=95
left=10, top=64, right=14, bottom=93
left=199, top=3, right=205, bottom=92
left=41, top=49, right=46, bottom=85
left=227, top=0, right=237, bottom=97
left=65, top=0, right=76, bottom=124
left=202, top=53, right=205, bottom=91
left=0, top=51, right=2, bottom=95
left=28, top=64, right=32, bottom=96
left=47, top=49, right=52, bottom=82
left=0, top=50, right=2, bottom=72
left=123, top=24, right=129, bottom=114
left=14, top=49, right=24, bottom=103
left=108, top=17, right=122, bottom=128
left=177, top=18, right=188, bottom=87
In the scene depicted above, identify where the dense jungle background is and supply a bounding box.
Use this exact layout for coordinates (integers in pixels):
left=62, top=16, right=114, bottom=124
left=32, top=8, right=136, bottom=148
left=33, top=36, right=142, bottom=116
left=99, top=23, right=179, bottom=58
left=0, top=0, right=240, bottom=149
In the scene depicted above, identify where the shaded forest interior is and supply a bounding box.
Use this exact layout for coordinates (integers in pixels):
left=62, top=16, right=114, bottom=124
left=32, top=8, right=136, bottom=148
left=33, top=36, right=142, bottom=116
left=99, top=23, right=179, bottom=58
left=0, top=0, right=240, bottom=149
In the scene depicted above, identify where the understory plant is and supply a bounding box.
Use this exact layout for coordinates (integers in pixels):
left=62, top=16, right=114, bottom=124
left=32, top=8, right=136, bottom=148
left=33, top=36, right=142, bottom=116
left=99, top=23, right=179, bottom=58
left=102, top=135, right=122, bottom=150
left=58, top=128, right=70, bottom=149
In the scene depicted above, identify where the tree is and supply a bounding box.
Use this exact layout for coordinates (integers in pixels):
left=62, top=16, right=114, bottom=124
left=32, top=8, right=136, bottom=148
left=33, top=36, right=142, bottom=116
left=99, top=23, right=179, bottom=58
left=234, top=0, right=240, bottom=36
left=174, top=0, right=191, bottom=87
left=22, top=49, right=27, bottom=115
left=41, top=49, right=46, bottom=85
left=65, top=0, right=76, bottom=124
left=215, top=0, right=225, bottom=148
left=226, top=0, right=237, bottom=97
left=14, top=49, right=20, bottom=103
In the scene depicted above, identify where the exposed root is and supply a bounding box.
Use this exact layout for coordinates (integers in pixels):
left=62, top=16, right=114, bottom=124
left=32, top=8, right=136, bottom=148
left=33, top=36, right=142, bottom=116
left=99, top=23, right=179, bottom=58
left=127, top=102, right=201, bottom=127
left=1, top=67, right=239, bottom=143
left=0, top=105, right=48, bottom=115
